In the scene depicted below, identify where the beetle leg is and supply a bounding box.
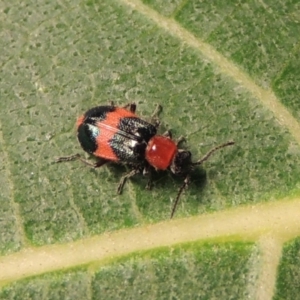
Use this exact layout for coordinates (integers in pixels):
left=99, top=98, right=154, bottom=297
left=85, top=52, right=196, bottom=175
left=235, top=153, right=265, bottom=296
left=55, top=154, right=108, bottom=168
left=176, top=136, right=186, bottom=147
left=150, top=104, right=162, bottom=128
left=117, top=168, right=140, bottom=194
left=122, top=103, right=136, bottom=113
left=55, top=154, right=81, bottom=163
left=162, top=131, right=185, bottom=146
left=129, top=103, right=136, bottom=113
left=145, top=177, right=152, bottom=190
left=143, top=165, right=153, bottom=190
left=162, top=130, right=172, bottom=139
left=170, top=174, right=191, bottom=218
left=93, top=158, right=109, bottom=168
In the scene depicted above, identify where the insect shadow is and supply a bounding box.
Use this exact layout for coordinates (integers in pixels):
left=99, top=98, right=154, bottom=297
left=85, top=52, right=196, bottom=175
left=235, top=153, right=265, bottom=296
left=100, top=161, right=208, bottom=217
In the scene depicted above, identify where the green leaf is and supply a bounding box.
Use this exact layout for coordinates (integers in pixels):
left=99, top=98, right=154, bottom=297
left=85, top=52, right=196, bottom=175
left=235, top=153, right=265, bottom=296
left=1, top=0, right=300, bottom=298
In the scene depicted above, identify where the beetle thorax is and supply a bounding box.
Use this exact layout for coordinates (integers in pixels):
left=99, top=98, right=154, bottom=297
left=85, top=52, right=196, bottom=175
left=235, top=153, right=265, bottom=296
left=145, top=136, right=177, bottom=170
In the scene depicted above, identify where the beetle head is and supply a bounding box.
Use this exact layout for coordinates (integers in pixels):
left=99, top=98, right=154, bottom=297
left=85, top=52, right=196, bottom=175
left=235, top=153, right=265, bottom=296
left=170, top=149, right=192, bottom=175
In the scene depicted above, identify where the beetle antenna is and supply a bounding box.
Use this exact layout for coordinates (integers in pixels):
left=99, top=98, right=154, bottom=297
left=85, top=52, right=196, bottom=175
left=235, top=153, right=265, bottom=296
left=170, top=175, right=190, bottom=218
left=192, top=141, right=234, bottom=166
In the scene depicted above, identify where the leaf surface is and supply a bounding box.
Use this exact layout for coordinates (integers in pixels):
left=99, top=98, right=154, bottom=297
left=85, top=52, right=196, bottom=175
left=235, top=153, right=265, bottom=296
left=0, top=0, right=300, bottom=298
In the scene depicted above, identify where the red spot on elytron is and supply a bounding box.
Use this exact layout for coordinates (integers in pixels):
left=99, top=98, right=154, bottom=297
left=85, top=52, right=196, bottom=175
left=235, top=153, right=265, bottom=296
left=146, top=136, right=177, bottom=170
left=94, top=107, right=136, bottom=161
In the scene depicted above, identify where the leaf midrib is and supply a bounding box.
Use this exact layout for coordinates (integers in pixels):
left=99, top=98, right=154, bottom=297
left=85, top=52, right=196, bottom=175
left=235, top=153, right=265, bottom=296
left=1, top=198, right=300, bottom=286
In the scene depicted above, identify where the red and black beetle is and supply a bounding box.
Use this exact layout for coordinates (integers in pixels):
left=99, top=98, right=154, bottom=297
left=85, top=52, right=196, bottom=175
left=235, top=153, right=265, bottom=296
left=56, top=103, right=234, bottom=218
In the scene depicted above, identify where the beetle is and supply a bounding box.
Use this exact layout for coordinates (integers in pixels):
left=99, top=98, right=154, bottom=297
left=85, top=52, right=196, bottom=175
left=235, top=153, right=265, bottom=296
left=56, top=103, right=234, bottom=218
